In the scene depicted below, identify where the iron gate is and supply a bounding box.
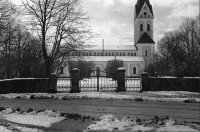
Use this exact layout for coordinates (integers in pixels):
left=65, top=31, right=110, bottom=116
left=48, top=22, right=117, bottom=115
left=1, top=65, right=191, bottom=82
left=80, top=67, right=117, bottom=92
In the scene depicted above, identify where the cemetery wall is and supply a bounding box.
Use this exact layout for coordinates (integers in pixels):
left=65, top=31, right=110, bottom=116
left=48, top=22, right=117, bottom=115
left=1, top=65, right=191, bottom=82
left=0, top=79, right=49, bottom=94
left=148, top=77, right=200, bottom=93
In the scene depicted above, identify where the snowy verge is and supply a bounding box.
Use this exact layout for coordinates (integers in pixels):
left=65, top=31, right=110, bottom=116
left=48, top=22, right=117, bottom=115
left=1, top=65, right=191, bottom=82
left=0, top=108, right=65, bottom=127
left=0, top=125, right=43, bottom=132
left=0, top=91, right=199, bottom=103
left=86, top=115, right=199, bottom=132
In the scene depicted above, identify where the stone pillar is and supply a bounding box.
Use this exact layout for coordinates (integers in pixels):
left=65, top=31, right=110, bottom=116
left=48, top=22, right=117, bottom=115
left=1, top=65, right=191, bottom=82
left=117, top=67, right=126, bottom=92
left=48, top=73, right=57, bottom=93
left=70, top=68, right=80, bottom=93
left=141, top=72, right=149, bottom=91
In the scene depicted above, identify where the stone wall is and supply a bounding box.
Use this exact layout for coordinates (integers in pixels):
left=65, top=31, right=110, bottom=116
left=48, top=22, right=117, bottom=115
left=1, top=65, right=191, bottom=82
left=147, top=77, right=200, bottom=92
left=0, top=78, right=49, bottom=94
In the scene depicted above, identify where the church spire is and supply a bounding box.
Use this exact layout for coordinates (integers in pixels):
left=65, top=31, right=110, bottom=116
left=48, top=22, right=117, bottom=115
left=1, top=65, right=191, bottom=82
left=135, top=0, right=153, bottom=19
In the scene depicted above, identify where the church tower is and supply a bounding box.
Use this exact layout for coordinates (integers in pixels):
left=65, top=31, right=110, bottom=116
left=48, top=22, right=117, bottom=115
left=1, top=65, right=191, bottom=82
left=134, top=0, right=155, bottom=58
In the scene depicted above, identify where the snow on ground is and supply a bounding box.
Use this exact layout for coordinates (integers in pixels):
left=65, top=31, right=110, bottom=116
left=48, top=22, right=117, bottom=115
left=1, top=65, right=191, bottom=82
left=0, top=125, right=43, bottom=132
left=0, top=108, right=65, bottom=128
left=0, top=91, right=199, bottom=103
left=86, top=115, right=199, bottom=132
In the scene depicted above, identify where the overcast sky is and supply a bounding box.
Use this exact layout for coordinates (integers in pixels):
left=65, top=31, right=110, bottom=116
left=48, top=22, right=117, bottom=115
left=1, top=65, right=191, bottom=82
left=12, top=0, right=199, bottom=45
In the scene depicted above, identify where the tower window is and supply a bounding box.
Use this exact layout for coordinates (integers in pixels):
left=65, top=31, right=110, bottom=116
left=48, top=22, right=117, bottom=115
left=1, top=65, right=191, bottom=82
left=147, top=24, right=150, bottom=31
left=145, top=50, right=148, bottom=57
left=143, top=12, right=147, bottom=16
left=133, top=67, right=137, bottom=74
left=140, top=24, right=143, bottom=31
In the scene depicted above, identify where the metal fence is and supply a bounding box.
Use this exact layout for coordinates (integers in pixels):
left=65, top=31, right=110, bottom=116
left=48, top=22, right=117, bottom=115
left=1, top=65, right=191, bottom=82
left=57, top=77, right=71, bottom=92
left=56, top=76, right=141, bottom=92
left=80, top=77, right=117, bottom=92
left=125, top=77, right=141, bottom=91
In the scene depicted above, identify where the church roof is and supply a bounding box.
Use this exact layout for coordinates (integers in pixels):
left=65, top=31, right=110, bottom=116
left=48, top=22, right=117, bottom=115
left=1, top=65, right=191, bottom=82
left=135, top=0, right=153, bottom=18
left=84, top=56, right=144, bottom=62
left=137, top=32, right=155, bottom=44
left=85, top=45, right=137, bottom=51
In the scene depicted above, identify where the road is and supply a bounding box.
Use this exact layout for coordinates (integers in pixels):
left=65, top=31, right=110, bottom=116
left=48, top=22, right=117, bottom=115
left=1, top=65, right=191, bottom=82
left=1, top=99, right=200, bottom=121
left=0, top=99, right=200, bottom=131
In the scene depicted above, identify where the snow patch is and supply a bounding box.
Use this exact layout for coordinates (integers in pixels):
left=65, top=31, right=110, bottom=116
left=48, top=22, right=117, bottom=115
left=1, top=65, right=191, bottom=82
left=1, top=109, right=65, bottom=127
left=0, top=126, right=12, bottom=132
left=0, top=124, right=43, bottom=132
left=87, top=115, right=153, bottom=131
left=86, top=115, right=199, bottom=132
left=157, top=125, right=199, bottom=132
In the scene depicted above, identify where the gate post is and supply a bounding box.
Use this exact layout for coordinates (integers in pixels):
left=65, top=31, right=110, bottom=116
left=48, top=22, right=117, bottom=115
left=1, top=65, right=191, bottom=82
left=97, top=67, right=100, bottom=91
left=141, top=72, right=149, bottom=91
left=117, top=67, right=126, bottom=92
left=70, top=68, right=80, bottom=93
left=48, top=73, right=57, bottom=93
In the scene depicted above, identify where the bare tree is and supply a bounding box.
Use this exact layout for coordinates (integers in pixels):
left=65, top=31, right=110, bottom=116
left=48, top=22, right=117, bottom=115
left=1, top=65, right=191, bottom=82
left=156, top=16, right=200, bottom=77
left=23, top=0, right=94, bottom=77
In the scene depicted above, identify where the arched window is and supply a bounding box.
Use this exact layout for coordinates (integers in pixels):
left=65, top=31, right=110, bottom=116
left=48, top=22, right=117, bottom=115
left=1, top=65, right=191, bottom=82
left=105, top=52, right=107, bottom=56
left=86, top=52, right=88, bottom=56
left=133, top=67, right=137, bottom=74
left=101, top=52, right=103, bottom=56
left=131, top=53, right=133, bottom=56
left=134, top=53, right=137, bottom=56
left=72, top=52, right=74, bottom=56
left=123, top=52, right=125, bottom=56
left=90, top=52, right=91, bottom=56
left=140, top=24, right=143, bottom=31
left=112, top=52, right=114, bottom=56
left=94, top=52, right=96, bottom=56
left=117, top=52, right=118, bottom=56
left=108, top=52, right=110, bottom=56
left=145, top=50, right=148, bottom=57
left=120, top=52, right=122, bottom=56
left=147, top=24, right=150, bottom=31
left=97, top=52, right=99, bottom=56
left=128, top=53, right=130, bottom=56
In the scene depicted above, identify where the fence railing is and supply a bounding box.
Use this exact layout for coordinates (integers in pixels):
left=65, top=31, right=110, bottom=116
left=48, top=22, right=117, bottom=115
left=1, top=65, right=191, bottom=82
left=125, top=77, right=141, bottom=91
left=57, top=77, right=71, bottom=92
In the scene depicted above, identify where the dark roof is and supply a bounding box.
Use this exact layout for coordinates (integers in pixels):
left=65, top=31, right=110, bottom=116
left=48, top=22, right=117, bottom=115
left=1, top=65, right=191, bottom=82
left=135, top=0, right=154, bottom=18
left=137, top=32, right=155, bottom=44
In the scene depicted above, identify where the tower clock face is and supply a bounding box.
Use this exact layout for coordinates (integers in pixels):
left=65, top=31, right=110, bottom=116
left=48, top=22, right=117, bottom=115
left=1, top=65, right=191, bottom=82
left=143, top=12, right=147, bottom=16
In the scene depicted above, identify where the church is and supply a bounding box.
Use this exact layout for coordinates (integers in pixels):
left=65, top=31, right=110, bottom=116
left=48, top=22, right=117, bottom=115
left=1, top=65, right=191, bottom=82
left=61, top=0, right=156, bottom=77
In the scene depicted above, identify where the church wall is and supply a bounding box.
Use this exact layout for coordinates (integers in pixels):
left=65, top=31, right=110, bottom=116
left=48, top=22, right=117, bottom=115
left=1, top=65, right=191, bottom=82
left=60, top=61, right=142, bottom=77
left=69, top=50, right=138, bottom=57
left=137, top=43, right=155, bottom=57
